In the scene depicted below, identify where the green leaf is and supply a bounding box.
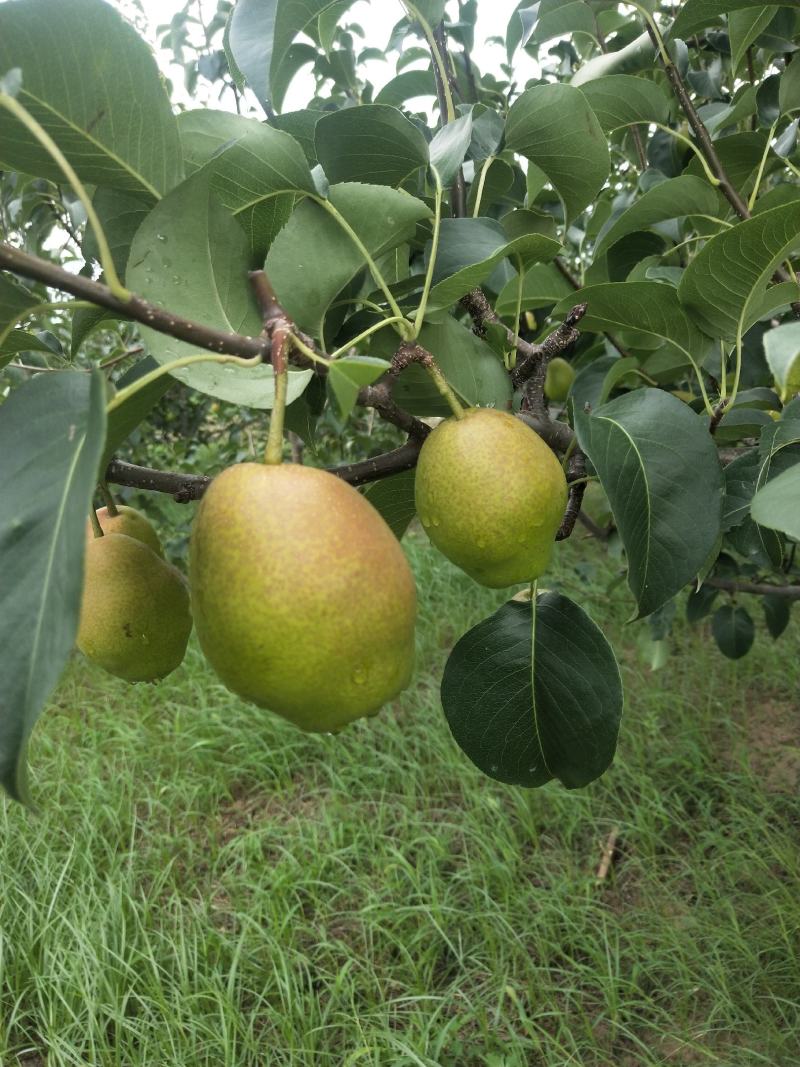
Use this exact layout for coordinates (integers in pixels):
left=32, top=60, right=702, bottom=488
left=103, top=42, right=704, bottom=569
left=227, top=0, right=343, bottom=111
left=0, top=330, right=54, bottom=366
left=686, top=583, right=718, bottom=622
left=554, top=282, right=714, bottom=383
left=441, top=594, right=623, bottom=789
left=570, top=32, right=653, bottom=87
left=83, top=189, right=151, bottom=279
left=575, top=389, right=724, bottom=618
left=750, top=462, right=800, bottom=539
left=314, top=105, right=429, bottom=187
left=362, top=469, right=417, bottom=540
left=763, top=594, right=791, bottom=639
left=685, top=131, right=770, bottom=195
left=0, top=371, right=107, bottom=802
left=506, top=83, right=609, bottom=224
left=177, top=110, right=315, bottom=260
left=265, top=182, right=431, bottom=339
left=519, top=0, right=597, bottom=49
left=328, top=356, right=389, bottom=418
left=0, top=0, right=182, bottom=198
left=678, top=203, right=800, bottom=341
left=372, top=314, right=512, bottom=415
left=594, top=176, right=721, bottom=258
left=579, top=75, right=671, bottom=133
left=780, top=54, right=800, bottom=115
left=711, top=604, right=755, bottom=660
left=429, top=113, right=473, bottom=188
left=270, top=109, right=324, bottom=164
left=374, top=69, right=438, bottom=108
left=425, top=218, right=560, bottom=314
left=71, top=307, right=124, bottom=359
left=729, top=7, right=779, bottom=75
left=764, top=321, right=800, bottom=401
left=495, top=263, right=575, bottom=316
left=127, top=173, right=311, bottom=408
left=0, top=274, right=38, bottom=328
left=671, top=0, right=781, bottom=40
left=101, top=357, right=173, bottom=470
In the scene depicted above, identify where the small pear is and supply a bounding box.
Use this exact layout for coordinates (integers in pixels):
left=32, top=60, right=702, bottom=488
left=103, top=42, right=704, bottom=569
left=77, top=533, right=192, bottom=681
left=189, top=463, right=417, bottom=732
left=88, top=505, right=163, bottom=557
left=544, top=357, right=575, bottom=402
left=414, top=407, right=567, bottom=588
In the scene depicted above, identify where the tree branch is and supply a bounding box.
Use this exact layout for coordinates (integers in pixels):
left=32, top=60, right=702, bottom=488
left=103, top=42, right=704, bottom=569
left=703, top=577, right=800, bottom=600
left=0, top=242, right=271, bottom=360
left=647, top=22, right=800, bottom=317
left=105, top=439, right=426, bottom=500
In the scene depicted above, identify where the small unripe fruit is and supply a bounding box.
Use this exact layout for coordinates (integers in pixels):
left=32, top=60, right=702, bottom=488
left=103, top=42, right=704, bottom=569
left=88, top=505, right=163, bottom=557
left=78, top=533, right=192, bottom=682
left=544, top=357, right=575, bottom=402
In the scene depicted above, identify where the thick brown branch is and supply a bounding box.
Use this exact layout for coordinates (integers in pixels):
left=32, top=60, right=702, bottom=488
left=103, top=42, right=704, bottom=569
left=556, top=450, right=587, bottom=542
left=105, top=439, right=425, bottom=500
left=512, top=303, right=586, bottom=388
left=0, top=242, right=270, bottom=360
left=703, top=577, right=800, bottom=600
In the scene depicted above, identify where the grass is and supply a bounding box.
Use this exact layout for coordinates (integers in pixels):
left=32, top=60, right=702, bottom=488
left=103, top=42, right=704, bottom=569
left=1, top=528, right=799, bottom=1066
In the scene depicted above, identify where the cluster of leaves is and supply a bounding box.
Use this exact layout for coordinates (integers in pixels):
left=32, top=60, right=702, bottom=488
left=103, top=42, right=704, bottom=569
left=1, top=0, right=799, bottom=801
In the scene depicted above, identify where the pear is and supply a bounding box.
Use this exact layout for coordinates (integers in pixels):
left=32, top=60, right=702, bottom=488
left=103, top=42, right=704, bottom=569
left=189, top=463, right=417, bottom=732
left=88, top=505, right=163, bottom=557
left=414, top=408, right=567, bottom=588
left=77, top=533, right=192, bottom=681
left=544, top=357, right=575, bottom=403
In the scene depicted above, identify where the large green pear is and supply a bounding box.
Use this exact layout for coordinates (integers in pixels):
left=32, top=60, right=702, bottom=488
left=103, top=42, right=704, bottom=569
left=414, top=408, right=567, bottom=588
left=189, top=463, right=417, bottom=732
left=88, top=505, right=163, bottom=557
left=77, top=533, right=192, bottom=681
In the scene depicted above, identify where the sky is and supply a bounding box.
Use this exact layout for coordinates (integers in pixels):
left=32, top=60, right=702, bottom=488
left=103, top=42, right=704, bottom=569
left=119, top=0, right=539, bottom=113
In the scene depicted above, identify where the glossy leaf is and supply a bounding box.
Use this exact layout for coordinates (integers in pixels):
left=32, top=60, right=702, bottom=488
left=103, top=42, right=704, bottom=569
left=678, top=202, right=800, bottom=341
left=83, top=189, right=151, bottom=279
left=177, top=111, right=315, bottom=260
left=763, top=321, right=800, bottom=401
left=429, top=113, right=473, bottom=187
left=372, top=314, right=512, bottom=415
left=127, top=173, right=312, bottom=408
left=763, top=595, right=791, bottom=639
left=570, top=32, right=653, bottom=87
left=101, top=357, right=174, bottom=470
left=579, top=75, right=671, bottom=133
left=506, top=83, right=609, bottom=223
left=0, top=371, right=107, bottom=801
left=441, top=594, right=623, bottom=789
left=426, top=218, right=560, bottom=313
left=495, top=264, right=575, bottom=316
left=750, top=462, right=800, bottom=539
left=362, top=470, right=417, bottom=540
left=729, top=7, right=778, bottom=75
left=671, top=0, right=781, bottom=40
left=266, top=182, right=431, bottom=339
left=315, top=105, right=429, bottom=186
left=0, top=0, right=181, bottom=198
left=575, top=389, right=724, bottom=618
left=711, top=604, right=755, bottom=660
left=594, top=176, right=721, bottom=257
left=328, top=356, right=389, bottom=418
left=374, top=69, right=437, bottom=107
left=554, top=282, right=713, bottom=382
left=227, top=0, right=342, bottom=111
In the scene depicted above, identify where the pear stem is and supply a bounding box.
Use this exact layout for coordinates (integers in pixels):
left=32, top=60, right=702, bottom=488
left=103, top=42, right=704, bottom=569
left=264, top=328, right=290, bottom=465
left=426, top=362, right=465, bottom=420
left=99, top=482, right=119, bottom=516
left=89, top=507, right=104, bottom=538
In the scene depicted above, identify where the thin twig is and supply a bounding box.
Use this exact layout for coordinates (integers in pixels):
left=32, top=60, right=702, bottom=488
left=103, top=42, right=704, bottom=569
left=0, top=242, right=271, bottom=361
